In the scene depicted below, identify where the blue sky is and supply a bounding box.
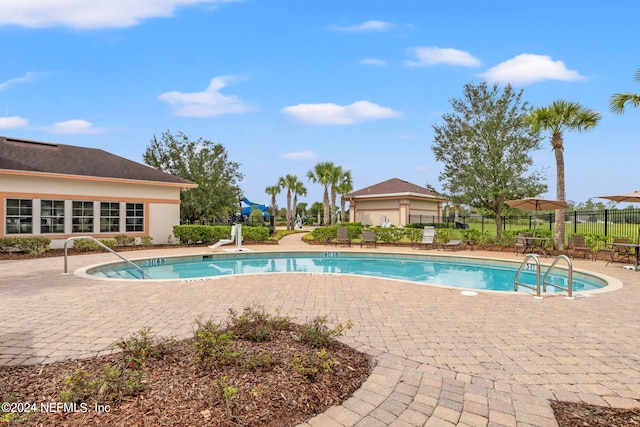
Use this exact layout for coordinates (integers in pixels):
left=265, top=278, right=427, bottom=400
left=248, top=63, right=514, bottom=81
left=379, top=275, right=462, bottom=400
left=1, top=0, right=639, bottom=209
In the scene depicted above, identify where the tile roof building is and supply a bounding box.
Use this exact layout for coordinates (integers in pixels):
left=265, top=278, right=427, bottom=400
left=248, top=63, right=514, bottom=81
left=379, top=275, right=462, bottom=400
left=0, top=136, right=196, bottom=248
left=347, top=178, right=446, bottom=226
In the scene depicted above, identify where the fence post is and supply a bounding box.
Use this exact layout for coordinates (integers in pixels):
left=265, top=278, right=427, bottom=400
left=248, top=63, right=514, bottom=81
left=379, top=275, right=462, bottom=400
left=604, top=209, right=608, bottom=237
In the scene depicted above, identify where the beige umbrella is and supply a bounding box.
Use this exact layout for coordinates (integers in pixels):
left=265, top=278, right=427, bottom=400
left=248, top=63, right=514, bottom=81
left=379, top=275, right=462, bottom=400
left=598, top=190, right=640, bottom=243
left=505, top=197, right=568, bottom=236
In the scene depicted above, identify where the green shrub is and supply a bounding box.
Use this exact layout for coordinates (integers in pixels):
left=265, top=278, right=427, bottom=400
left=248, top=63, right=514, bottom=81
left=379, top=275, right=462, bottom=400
left=191, top=317, right=241, bottom=368
left=291, top=348, right=337, bottom=382
left=226, top=305, right=292, bottom=342
left=172, top=225, right=269, bottom=245
left=72, top=238, right=117, bottom=252
left=112, top=328, right=172, bottom=370
left=299, top=315, right=352, bottom=348
left=0, top=237, right=51, bottom=255
left=369, top=227, right=405, bottom=243
left=114, top=234, right=136, bottom=246
left=241, top=351, right=279, bottom=370
left=140, top=235, right=153, bottom=246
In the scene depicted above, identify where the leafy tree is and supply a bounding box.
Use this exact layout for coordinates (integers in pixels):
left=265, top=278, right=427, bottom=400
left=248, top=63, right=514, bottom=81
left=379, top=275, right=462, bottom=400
left=307, top=162, right=335, bottom=226
left=265, top=184, right=281, bottom=221
left=336, top=170, right=353, bottom=223
left=610, top=68, right=640, bottom=114
left=526, top=100, right=601, bottom=249
left=144, top=130, right=243, bottom=222
left=432, top=82, right=547, bottom=238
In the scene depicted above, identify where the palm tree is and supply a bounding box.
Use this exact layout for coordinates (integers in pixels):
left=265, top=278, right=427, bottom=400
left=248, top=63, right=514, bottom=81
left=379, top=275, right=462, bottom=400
left=610, top=68, right=640, bottom=114
left=526, top=100, right=601, bottom=250
left=328, top=165, right=344, bottom=225
left=292, top=181, right=307, bottom=228
left=278, top=174, right=303, bottom=230
left=307, top=162, right=335, bottom=226
left=336, top=170, right=353, bottom=223
left=265, top=184, right=281, bottom=223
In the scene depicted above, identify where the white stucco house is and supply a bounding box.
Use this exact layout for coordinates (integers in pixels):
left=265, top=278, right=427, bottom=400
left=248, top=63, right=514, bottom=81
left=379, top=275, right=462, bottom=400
left=347, top=178, right=446, bottom=227
left=0, top=136, right=196, bottom=248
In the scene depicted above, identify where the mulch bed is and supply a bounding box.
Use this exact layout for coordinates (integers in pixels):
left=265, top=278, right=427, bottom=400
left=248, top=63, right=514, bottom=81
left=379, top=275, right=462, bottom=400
left=1, top=329, right=372, bottom=426
left=551, top=400, right=640, bottom=426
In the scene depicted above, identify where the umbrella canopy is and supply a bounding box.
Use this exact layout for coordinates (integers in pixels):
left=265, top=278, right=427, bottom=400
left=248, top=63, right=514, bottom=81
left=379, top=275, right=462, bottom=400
left=505, top=197, right=568, bottom=236
left=598, top=190, right=640, bottom=203
left=598, top=190, right=640, bottom=244
left=504, top=197, right=568, bottom=211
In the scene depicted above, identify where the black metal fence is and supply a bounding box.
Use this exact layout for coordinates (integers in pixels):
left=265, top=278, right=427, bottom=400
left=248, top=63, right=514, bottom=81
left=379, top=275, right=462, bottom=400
left=409, top=208, right=640, bottom=239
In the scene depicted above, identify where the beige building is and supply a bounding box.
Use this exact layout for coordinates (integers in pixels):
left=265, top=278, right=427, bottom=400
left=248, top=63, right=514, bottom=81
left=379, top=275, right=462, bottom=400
left=347, top=178, right=446, bottom=227
left=0, top=136, right=196, bottom=248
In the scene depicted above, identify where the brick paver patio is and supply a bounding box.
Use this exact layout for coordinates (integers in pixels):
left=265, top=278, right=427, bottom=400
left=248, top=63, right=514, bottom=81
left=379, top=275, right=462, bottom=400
left=1, top=232, right=639, bottom=426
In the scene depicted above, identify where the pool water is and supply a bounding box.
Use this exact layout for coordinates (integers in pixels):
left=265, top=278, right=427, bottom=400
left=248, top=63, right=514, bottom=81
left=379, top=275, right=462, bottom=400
left=85, top=252, right=607, bottom=293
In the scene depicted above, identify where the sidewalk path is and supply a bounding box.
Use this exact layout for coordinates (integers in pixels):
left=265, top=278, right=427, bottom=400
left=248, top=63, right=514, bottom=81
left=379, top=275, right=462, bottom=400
left=2, top=231, right=640, bottom=426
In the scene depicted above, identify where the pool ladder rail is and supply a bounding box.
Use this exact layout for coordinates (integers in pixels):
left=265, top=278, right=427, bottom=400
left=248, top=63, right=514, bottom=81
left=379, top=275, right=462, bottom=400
left=514, top=254, right=574, bottom=298
left=63, top=236, right=149, bottom=279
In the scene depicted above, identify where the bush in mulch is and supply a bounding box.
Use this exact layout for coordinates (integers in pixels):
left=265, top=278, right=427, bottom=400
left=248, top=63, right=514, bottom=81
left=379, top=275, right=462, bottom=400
left=0, top=307, right=371, bottom=427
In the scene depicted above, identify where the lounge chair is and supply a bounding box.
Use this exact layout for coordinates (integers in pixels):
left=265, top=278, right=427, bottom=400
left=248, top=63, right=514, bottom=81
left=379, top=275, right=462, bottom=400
left=441, top=240, right=463, bottom=251
left=415, top=226, right=436, bottom=250
left=568, top=235, right=591, bottom=259
left=335, top=226, right=351, bottom=247
left=360, top=230, right=376, bottom=248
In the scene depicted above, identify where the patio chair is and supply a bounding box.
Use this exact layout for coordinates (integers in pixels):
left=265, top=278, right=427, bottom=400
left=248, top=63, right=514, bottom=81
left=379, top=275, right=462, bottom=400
left=568, top=235, right=591, bottom=259
left=335, top=226, right=351, bottom=247
left=360, top=230, right=376, bottom=248
left=514, top=233, right=530, bottom=255
left=596, top=237, right=633, bottom=266
left=441, top=240, right=463, bottom=251
left=415, top=226, right=436, bottom=250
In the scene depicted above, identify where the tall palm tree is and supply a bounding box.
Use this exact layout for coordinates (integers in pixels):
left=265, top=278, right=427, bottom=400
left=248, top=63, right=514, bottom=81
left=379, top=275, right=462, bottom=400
left=328, top=165, right=344, bottom=225
left=307, top=162, right=335, bottom=226
left=336, top=170, right=353, bottom=223
left=265, top=184, right=281, bottom=223
left=291, top=181, right=307, bottom=227
left=526, top=100, right=601, bottom=250
left=278, top=174, right=302, bottom=230
left=610, top=68, right=640, bottom=114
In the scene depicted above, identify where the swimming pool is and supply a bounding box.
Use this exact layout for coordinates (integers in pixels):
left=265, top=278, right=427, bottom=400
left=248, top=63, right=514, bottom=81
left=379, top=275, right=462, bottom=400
left=82, top=251, right=608, bottom=293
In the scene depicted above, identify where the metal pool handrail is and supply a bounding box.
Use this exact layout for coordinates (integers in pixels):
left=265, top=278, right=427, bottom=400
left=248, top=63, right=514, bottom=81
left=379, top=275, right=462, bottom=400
left=63, top=236, right=147, bottom=278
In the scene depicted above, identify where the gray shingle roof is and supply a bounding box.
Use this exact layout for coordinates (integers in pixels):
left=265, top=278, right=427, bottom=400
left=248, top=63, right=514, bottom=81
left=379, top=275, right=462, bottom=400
left=349, top=178, right=437, bottom=198
left=0, top=136, right=195, bottom=186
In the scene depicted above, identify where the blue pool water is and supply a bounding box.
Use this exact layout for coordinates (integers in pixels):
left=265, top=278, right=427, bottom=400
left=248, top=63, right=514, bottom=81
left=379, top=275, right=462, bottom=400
left=85, top=252, right=607, bottom=293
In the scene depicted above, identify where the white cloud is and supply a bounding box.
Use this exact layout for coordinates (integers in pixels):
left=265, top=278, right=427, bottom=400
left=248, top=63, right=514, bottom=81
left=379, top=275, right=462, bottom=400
left=49, top=119, right=101, bottom=134
left=479, top=54, right=585, bottom=86
left=158, top=76, right=256, bottom=117
left=330, top=20, right=393, bottom=32
left=282, top=150, right=317, bottom=160
left=281, top=100, right=402, bottom=125
left=0, top=72, right=40, bottom=90
left=361, top=58, right=387, bottom=66
left=0, top=116, right=28, bottom=129
left=0, top=0, right=239, bottom=29
left=405, top=46, right=481, bottom=67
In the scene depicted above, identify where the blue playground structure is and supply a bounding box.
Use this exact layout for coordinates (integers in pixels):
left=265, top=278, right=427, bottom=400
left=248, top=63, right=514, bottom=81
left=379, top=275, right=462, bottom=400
left=241, top=198, right=269, bottom=219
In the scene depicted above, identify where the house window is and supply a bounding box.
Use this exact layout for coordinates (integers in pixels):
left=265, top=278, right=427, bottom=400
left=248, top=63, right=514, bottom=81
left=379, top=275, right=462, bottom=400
left=100, top=202, right=120, bottom=232
left=125, top=203, right=144, bottom=232
left=6, top=199, right=33, bottom=234
left=41, top=200, right=65, bottom=233
left=72, top=201, right=94, bottom=233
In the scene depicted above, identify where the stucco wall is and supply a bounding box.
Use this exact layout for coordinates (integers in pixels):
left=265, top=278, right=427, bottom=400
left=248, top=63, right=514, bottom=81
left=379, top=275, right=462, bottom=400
left=1, top=173, right=182, bottom=247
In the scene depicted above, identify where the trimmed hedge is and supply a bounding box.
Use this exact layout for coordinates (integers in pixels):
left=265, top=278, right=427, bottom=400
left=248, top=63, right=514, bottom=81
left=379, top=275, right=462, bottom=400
left=0, top=237, right=51, bottom=255
left=172, top=224, right=270, bottom=245
left=72, top=238, right=118, bottom=252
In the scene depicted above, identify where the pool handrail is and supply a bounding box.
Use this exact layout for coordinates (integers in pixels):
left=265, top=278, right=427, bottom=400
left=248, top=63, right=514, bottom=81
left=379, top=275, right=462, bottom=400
left=514, top=253, right=541, bottom=297
left=63, top=236, right=147, bottom=278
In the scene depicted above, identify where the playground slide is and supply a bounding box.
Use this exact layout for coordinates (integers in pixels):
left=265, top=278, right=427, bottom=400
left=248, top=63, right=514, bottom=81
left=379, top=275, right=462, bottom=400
left=241, top=198, right=269, bottom=217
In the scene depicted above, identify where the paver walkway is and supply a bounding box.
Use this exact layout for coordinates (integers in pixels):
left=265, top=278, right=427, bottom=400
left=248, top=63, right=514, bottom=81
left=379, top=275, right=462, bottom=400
left=2, top=232, right=640, bottom=426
